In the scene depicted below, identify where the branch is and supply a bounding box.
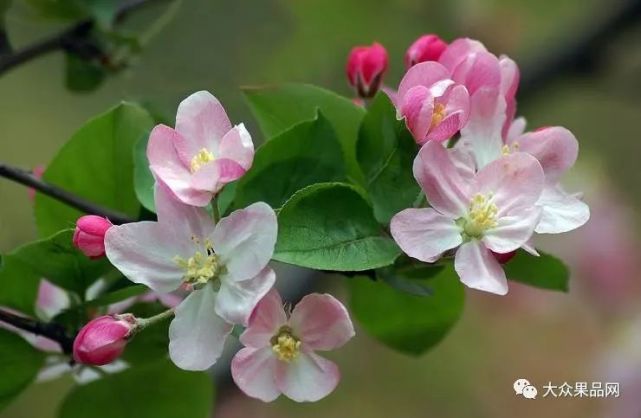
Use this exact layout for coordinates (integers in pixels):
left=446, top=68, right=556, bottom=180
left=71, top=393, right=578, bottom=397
left=0, top=0, right=158, bottom=76
left=0, top=308, right=74, bottom=354
left=0, top=163, right=134, bottom=224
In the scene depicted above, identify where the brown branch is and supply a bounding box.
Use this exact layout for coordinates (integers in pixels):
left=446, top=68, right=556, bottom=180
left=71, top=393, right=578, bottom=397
left=0, top=163, right=134, bottom=224
left=0, top=308, right=74, bottom=354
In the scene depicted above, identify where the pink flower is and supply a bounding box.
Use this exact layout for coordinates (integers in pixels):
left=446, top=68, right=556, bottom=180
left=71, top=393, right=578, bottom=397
left=396, top=61, right=470, bottom=144
left=73, top=215, right=113, bottom=259
left=346, top=42, right=389, bottom=98
left=147, top=91, right=254, bottom=207
left=73, top=314, right=136, bottom=366
left=391, top=141, right=544, bottom=295
left=456, top=88, right=589, bottom=234
left=439, top=38, right=519, bottom=135
left=105, top=182, right=277, bottom=370
left=405, top=34, right=448, bottom=69
left=231, top=289, right=354, bottom=402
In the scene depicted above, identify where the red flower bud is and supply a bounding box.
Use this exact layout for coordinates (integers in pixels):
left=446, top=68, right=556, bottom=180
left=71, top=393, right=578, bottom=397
left=346, top=42, right=388, bottom=98
left=492, top=250, right=517, bottom=264
left=405, top=34, right=447, bottom=69
left=73, top=215, right=113, bottom=259
left=73, top=314, right=136, bottom=365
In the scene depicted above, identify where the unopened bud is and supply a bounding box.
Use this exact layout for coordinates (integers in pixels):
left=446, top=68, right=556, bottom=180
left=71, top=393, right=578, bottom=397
left=405, top=34, right=447, bottom=69
left=73, top=314, right=136, bottom=365
left=346, top=42, right=388, bottom=98
left=73, top=215, right=113, bottom=259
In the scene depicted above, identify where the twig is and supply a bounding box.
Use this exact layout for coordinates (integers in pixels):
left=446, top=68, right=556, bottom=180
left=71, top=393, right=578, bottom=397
left=0, top=0, right=159, bottom=76
left=0, top=308, right=74, bottom=354
left=0, top=163, right=134, bottom=224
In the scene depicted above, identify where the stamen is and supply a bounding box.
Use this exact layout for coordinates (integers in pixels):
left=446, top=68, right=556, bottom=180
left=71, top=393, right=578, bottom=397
left=271, top=327, right=301, bottom=362
left=174, top=241, right=223, bottom=286
left=463, top=193, right=498, bottom=238
left=190, top=148, right=215, bottom=173
left=430, top=103, right=446, bottom=129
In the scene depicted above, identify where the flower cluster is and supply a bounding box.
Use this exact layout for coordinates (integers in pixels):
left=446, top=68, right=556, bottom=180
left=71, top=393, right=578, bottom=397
left=70, top=91, right=356, bottom=402
left=348, top=35, right=589, bottom=295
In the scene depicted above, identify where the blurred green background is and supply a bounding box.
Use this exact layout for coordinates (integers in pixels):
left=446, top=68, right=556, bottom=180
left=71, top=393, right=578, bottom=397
left=2, top=0, right=641, bottom=417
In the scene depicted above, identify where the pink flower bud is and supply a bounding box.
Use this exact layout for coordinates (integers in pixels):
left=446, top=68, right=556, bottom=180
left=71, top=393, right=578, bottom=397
left=73, top=215, right=113, bottom=259
left=492, top=250, right=517, bottom=265
left=405, top=34, right=447, bottom=69
left=73, top=314, right=136, bottom=365
left=346, top=42, right=388, bottom=98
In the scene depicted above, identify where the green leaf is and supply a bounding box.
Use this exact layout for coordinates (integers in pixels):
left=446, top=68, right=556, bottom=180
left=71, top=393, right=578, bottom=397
left=357, top=92, right=420, bottom=224
left=23, top=0, right=86, bottom=20
left=84, top=284, right=147, bottom=308
left=59, top=361, right=214, bottom=418
left=133, top=133, right=155, bottom=212
left=65, top=53, right=106, bottom=92
left=274, top=183, right=401, bottom=271
left=506, top=250, right=570, bottom=291
left=349, top=265, right=465, bottom=355
left=122, top=302, right=170, bottom=364
left=0, top=255, right=40, bottom=315
left=243, top=83, right=365, bottom=183
left=8, top=229, right=111, bottom=294
left=234, top=113, right=345, bottom=209
left=35, top=103, right=154, bottom=237
left=0, top=329, right=46, bottom=412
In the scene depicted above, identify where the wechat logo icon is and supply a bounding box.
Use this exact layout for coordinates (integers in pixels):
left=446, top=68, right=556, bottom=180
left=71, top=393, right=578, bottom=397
left=514, top=378, right=537, bottom=399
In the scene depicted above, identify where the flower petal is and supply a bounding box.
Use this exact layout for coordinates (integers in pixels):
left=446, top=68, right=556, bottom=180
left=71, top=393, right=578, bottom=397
left=190, top=158, right=246, bottom=195
left=231, top=347, right=280, bottom=402
left=458, top=87, right=505, bottom=169
left=213, top=202, right=277, bottom=282
left=154, top=181, right=215, bottom=239
left=168, top=284, right=232, bottom=370
left=536, top=185, right=590, bottom=234
left=483, top=206, right=541, bottom=253
left=413, top=141, right=471, bottom=218
left=275, top=352, right=340, bottom=402
left=36, top=279, right=70, bottom=321
left=390, top=208, right=462, bottom=263
left=175, top=91, right=232, bottom=156
left=397, top=61, right=451, bottom=103
left=453, top=51, right=501, bottom=95
left=474, top=152, right=544, bottom=216
left=400, top=85, right=434, bottom=143
left=147, top=125, right=211, bottom=207
left=514, top=127, right=578, bottom=185
left=240, top=289, right=288, bottom=348
left=218, top=123, right=254, bottom=170
left=216, top=266, right=276, bottom=326
left=455, top=240, right=508, bottom=295
left=289, top=293, right=355, bottom=351
left=105, top=222, right=186, bottom=293
left=439, top=38, right=487, bottom=72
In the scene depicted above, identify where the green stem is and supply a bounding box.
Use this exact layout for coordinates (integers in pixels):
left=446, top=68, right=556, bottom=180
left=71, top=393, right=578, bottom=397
left=211, top=197, right=221, bottom=223
left=134, top=309, right=174, bottom=333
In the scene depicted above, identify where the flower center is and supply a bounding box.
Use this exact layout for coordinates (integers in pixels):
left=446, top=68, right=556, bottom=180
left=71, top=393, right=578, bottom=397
left=461, top=193, right=498, bottom=238
left=501, top=142, right=520, bottom=156
left=271, top=327, right=301, bottom=362
left=190, top=148, right=215, bottom=173
left=174, top=238, right=224, bottom=287
left=430, top=103, right=446, bottom=129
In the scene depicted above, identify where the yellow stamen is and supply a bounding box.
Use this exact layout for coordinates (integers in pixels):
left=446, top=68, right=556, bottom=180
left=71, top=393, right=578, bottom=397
left=430, top=103, right=446, bottom=129
left=174, top=241, right=223, bottom=285
left=501, top=142, right=520, bottom=156
left=463, top=193, right=498, bottom=237
left=190, top=148, right=215, bottom=173
left=271, top=327, right=301, bottom=362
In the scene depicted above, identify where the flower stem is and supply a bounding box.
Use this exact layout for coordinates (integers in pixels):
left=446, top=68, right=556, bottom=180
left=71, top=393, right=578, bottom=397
left=134, top=309, right=175, bottom=332
left=0, top=163, right=134, bottom=224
